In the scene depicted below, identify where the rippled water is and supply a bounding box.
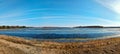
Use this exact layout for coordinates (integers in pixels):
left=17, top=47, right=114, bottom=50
left=0, top=28, right=120, bottom=42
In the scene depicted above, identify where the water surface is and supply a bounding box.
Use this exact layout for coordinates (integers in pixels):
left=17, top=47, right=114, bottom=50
left=0, top=28, right=120, bottom=42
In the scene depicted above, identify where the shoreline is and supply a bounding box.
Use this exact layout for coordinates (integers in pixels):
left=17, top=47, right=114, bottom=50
left=0, top=35, right=120, bottom=54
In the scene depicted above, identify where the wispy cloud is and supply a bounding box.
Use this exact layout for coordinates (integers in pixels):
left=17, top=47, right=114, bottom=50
left=0, top=17, right=40, bottom=24
left=94, top=18, right=120, bottom=26
left=0, top=11, right=24, bottom=19
left=17, top=16, right=120, bottom=25
left=75, top=16, right=120, bottom=26
left=40, top=15, right=87, bottom=19
left=0, top=0, right=119, bottom=26
left=27, top=9, right=48, bottom=12
left=95, top=0, right=120, bottom=14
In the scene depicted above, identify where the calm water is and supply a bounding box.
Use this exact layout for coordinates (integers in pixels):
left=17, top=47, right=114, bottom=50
left=0, top=28, right=120, bottom=42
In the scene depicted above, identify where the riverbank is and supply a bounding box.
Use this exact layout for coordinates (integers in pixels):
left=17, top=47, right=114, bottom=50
left=0, top=35, right=120, bottom=54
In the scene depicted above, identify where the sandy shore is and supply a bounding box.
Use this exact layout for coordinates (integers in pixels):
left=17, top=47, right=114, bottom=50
left=0, top=35, right=120, bottom=54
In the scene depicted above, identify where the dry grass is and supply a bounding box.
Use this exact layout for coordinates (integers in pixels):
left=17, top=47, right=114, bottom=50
left=0, top=35, right=34, bottom=45
left=39, top=38, right=120, bottom=54
left=0, top=35, right=40, bottom=54
left=0, top=35, right=120, bottom=54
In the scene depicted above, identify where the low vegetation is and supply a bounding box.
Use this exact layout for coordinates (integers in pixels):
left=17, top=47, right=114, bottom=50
left=0, top=26, right=26, bottom=29
left=74, top=26, right=104, bottom=28
left=0, top=35, right=120, bottom=54
left=39, top=38, right=120, bottom=54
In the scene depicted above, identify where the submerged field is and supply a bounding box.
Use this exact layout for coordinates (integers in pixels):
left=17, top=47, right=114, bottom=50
left=0, top=35, right=120, bottom=54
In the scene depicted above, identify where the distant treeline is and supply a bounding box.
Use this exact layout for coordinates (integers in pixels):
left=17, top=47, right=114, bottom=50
left=74, top=26, right=104, bottom=28
left=41, top=26, right=120, bottom=29
left=74, top=26, right=120, bottom=28
left=0, top=26, right=27, bottom=29
left=41, top=27, right=70, bottom=30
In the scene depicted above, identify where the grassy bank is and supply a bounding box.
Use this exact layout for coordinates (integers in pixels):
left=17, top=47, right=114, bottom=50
left=0, top=35, right=120, bottom=54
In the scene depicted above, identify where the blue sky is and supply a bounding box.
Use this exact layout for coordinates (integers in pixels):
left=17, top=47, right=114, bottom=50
left=0, top=0, right=120, bottom=27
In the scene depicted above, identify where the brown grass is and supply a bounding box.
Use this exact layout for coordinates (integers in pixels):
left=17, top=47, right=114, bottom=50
left=0, top=35, right=40, bottom=54
left=0, top=35, right=120, bottom=54
left=39, top=38, right=120, bottom=54
left=0, top=35, right=35, bottom=45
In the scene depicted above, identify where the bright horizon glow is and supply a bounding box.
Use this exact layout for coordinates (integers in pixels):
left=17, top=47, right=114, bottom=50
left=0, top=0, right=120, bottom=27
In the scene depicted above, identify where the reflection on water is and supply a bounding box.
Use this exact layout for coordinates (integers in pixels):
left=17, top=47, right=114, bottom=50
left=0, top=28, right=120, bottom=42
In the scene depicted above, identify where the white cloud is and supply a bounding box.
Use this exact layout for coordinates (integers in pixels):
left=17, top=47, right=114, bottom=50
left=95, top=0, right=120, bottom=25
left=95, top=0, right=120, bottom=14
